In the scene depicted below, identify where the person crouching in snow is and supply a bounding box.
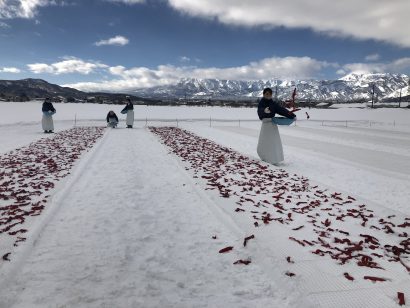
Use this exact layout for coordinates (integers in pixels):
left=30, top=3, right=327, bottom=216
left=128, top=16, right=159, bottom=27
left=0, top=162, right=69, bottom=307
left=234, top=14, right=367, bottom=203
left=256, top=88, right=296, bottom=165
left=42, top=97, right=56, bottom=133
left=121, top=96, right=134, bottom=128
left=106, top=110, right=119, bottom=128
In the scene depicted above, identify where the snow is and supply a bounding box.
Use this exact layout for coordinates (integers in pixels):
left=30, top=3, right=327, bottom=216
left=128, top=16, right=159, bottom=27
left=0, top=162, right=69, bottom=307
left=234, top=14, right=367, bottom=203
left=0, top=101, right=409, bottom=307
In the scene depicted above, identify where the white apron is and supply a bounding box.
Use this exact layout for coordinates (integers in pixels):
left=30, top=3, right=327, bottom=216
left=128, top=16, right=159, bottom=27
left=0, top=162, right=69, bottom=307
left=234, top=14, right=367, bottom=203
left=257, top=118, right=284, bottom=164
left=126, top=110, right=134, bottom=126
left=107, top=118, right=118, bottom=128
left=42, top=114, right=54, bottom=131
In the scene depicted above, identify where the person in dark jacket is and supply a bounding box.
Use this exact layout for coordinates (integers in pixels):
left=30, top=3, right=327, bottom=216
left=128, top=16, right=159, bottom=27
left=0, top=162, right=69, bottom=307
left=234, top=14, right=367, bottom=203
left=121, top=97, right=134, bottom=128
left=41, top=97, right=56, bottom=133
left=256, top=88, right=296, bottom=165
left=106, top=110, right=119, bottom=128
left=257, top=88, right=296, bottom=120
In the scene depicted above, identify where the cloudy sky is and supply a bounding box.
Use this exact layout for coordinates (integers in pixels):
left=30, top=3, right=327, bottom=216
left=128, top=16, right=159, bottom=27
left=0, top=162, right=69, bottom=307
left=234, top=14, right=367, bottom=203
left=0, top=0, right=410, bottom=92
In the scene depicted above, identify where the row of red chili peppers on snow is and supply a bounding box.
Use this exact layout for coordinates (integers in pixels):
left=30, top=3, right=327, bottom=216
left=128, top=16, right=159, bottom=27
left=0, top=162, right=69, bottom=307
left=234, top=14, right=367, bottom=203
left=150, top=126, right=408, bottom=305
left=0, top=127, right=105, bottom=262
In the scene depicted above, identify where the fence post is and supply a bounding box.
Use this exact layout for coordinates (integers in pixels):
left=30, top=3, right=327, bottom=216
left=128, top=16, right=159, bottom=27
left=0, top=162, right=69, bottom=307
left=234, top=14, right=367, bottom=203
left=239, top=119, right=241, bottom=127
left=176, top=118, right=178, bottom=127
left=209, top=116, right=212, bottom=127
left=145, top=117, right=148, bottom=127
left=74, top=113, right=77, bottom=127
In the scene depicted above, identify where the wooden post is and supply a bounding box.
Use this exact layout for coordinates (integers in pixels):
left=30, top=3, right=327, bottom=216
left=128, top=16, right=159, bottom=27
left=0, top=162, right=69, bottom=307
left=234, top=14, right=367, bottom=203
left=371, top=84, right=375, bottom=108
left=74, top=113, right=77, bottom=127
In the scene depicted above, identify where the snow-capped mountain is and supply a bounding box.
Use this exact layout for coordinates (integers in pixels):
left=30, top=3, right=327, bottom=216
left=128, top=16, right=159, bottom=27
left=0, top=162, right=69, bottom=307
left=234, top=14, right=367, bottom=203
left=384, top=85, right=410, bottom=99
left=133, top=73, right=410, bottom=102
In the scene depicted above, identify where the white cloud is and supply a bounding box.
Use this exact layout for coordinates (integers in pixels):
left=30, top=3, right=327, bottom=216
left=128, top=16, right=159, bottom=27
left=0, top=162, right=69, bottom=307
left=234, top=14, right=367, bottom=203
left=340, top=57, right=410, bottom=75
left=0, top=0, right=70, bottom=19
left=165, top=0, right=410, bottom=47
left=365, top=54, right=380, bottom=62
left=27, top=57, right=108, bottom=74
left=179, top=56, right=191, bottom=62
left=94, top=35, right=129, bottom=46
left=63, top=56, right=332, bottom=92
left=0, top=21, right=10, bottom=27
left=0, top=67, right=21, bottom=73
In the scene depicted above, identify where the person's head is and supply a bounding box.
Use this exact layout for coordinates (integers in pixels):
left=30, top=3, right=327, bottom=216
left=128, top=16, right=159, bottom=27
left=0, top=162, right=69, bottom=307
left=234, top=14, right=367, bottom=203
left=263, top=88, right=273, bottom=99
left=109, top=110, right=114, bottom=115
left=45, top=97, right=51, bottom=102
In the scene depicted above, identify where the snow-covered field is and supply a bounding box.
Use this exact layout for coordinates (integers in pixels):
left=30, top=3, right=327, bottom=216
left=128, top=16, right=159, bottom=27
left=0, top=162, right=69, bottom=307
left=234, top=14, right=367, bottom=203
left=0, top=101, right=409, bottom=307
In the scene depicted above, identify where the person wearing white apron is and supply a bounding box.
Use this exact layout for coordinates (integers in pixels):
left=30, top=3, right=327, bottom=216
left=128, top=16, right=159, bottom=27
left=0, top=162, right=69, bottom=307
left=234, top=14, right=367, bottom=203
left=121, top=97, right=134, bottom=128
left=106, top=110, right=119, bottom=128
left=41, top=97, right=56, bottom=133
left=257, top=88, right=296, bottom=165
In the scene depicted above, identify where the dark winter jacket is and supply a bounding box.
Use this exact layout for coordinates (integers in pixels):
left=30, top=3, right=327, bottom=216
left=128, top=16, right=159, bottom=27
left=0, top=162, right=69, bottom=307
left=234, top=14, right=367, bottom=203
left=121, top=102, right=134, bottom=113
left=106, top=112, right=119, bottom=123
left=257, top=98, right=296, bottom=120
left=42, top=102, right=56, bottom=113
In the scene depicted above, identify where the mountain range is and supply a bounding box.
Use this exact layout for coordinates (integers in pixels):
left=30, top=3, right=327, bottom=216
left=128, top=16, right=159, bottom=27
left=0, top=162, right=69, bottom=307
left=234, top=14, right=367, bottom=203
left=132, top=73, right=410, bottom=102
left=1, top=73, right=409, bottom=103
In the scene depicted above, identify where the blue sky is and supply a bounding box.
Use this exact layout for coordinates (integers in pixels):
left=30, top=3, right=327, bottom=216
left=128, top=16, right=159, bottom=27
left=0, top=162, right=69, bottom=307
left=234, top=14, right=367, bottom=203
left=1, top=0, right=409, bottom=92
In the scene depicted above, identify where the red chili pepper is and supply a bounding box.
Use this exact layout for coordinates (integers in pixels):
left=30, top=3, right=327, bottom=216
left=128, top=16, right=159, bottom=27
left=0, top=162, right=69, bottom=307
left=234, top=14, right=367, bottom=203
left=344, top=273, right=354, bottom=281
left=233, top=259, right=251, bottom=265
left=289, top=237, right=305, bottom=247
left=219, top=246, right=234, bottom=253
left=243, top=235, right=255, bottom=247
left=2, top=253, right=11, bottom=261
left=286, top=256, right=295, bottom=264
left=398, top=292, right=405, bottom=306
left=363, top=276, right=388, bottom=282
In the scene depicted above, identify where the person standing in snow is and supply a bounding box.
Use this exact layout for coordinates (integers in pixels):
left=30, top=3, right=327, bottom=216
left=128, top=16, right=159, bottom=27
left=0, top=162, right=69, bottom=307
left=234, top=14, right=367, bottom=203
left=41, top=97, right=56, bottom=133
left=121, top=96, right=134, bottom=128
left=257, top=88, right=296, bottom=165
left=106, top=110, right=119, bottom=128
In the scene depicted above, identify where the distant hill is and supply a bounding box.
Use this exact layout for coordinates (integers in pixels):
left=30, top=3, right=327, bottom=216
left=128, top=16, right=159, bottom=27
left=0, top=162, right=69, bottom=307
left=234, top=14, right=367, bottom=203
left=0, top=78, right=84, bottom=100
left=0, top=78, right=145, bottom=103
